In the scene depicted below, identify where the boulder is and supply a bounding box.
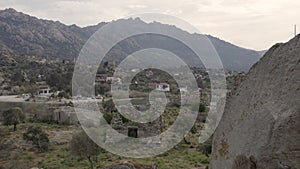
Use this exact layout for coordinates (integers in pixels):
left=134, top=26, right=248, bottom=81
left=211, top=35, right=300, bottom=169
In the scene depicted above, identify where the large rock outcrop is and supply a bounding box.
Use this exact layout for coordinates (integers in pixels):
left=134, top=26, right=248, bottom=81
left=211, top=35, right=300, bottom=169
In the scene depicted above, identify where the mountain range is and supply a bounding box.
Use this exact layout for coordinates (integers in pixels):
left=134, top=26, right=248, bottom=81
left=0, top=8, right=262, bottom=72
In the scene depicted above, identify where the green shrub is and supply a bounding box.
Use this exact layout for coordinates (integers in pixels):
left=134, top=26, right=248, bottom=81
left=23, top=125, right=49, bottom=152
left=102, top=112, right=113, bottom=124
left=199, top=103, right=206, bottom=113
left=58, top=91, right=70, bottom=99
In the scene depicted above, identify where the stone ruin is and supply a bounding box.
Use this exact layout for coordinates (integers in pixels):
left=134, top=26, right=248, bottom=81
left=105, top=107, right=164, bottom=144
left=110, top=112, right=124, bottom=130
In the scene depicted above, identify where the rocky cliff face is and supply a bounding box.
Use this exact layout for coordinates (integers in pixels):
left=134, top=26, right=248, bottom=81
left=211, top=35, right=300, bottom=169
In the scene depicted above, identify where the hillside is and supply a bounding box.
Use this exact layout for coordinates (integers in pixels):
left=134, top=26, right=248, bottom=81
left=0, top=8, right=86, bottom=59
left=0, top=8, right=261, bottom=72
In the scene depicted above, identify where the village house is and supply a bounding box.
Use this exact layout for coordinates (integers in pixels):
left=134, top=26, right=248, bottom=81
left=145, top=70, right=154, bottom=77
left=156, top=83, right=170, bottom=92
left=179, top=86, right=188, bottom=95
left=131, top=68, right=143, bottom=73
left=35, top=81, right=52, bottom=97
left=194, top=74, right=203, bottom=78
left=95, top=74, right=107, bottom=85
left=37, top=85, right=52, bottom=96
left=106, top=77, right=122, bottom=85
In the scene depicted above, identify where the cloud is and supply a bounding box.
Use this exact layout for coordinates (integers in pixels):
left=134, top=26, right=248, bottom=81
left=127, top=5, right=147, bottom=9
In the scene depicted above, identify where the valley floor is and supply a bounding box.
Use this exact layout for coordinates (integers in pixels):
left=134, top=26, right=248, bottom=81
left=0, top=122, right=209, bottom=169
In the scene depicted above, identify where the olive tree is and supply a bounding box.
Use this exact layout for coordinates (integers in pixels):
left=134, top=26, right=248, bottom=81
left=69, top=131, right=101, bottom=169
left=3, top=107, right=25, bottom=131
left=23, top=125, right=49, bottom=151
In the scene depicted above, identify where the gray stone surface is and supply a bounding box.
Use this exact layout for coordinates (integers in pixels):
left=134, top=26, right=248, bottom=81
left=53, top=106, right=78, bottom=124
left=211, top=35, right=300, bottom=169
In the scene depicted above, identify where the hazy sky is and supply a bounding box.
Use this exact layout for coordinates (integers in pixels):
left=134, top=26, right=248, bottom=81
left=1, top=0, right=299, bottom=50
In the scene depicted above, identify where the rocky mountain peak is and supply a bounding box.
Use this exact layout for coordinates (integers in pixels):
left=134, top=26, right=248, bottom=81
left=2, top=8, right=17, bottom=13
left=1, top=8, right=37, bottom=22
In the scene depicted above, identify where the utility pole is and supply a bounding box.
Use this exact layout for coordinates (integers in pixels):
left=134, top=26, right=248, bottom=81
left=294, top=24, right=297, bottom=37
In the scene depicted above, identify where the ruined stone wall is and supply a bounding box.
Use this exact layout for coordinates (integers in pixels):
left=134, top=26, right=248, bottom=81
left=0, top=101, right=78, bottom=125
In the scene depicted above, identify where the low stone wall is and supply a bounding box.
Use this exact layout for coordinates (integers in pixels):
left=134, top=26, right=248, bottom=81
left=0, top=101, right=78, bottom=125
left=52, top=106, right=78, bottom=125
left=0, top=101, right=25, bottom=112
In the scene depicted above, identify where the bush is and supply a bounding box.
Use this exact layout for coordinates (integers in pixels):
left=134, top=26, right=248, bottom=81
left=23, top=125, right=49, bottom=152
left=199, top=103, right=206, bottom=113
left=102, top=112, right=113, bottom=124
left=58, top=91, right=70, bottom=99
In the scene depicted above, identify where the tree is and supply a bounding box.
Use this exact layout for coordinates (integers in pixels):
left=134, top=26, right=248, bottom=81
left=25, top=85, right=39, bottom=98
left=3, top=107, right=25, bottom=131
left=199, top=103, right=206, bottom=113
left=102, top=99, right=117, bottom=113
left=11, top=72, right=24, bottom=86
left=58, top=91, right=70, bottom=99
left=23, top=126, right=49, bottom=151
left=70, top=131, right=101, bottom=169
left=95, top=84, right=110, bottom=95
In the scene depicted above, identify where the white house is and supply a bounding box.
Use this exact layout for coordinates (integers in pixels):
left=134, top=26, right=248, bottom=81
left=156, top=83, right=170, bottom=92
left=179, top=87, right=188, bottom=94
left=106, top=77, right=122, bottom=85
left=37, top=85, right=52, bottom=96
